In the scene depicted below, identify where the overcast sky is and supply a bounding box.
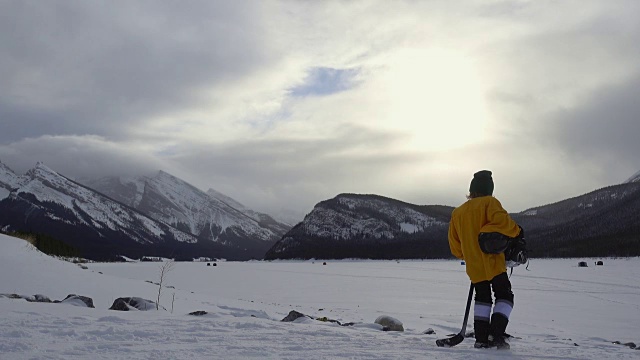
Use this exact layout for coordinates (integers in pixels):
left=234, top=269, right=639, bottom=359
left=1, top=0, right=640, bottom=220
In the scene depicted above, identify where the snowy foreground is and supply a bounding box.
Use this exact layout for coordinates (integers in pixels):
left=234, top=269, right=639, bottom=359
left=1, top=234, right=639, bottom=359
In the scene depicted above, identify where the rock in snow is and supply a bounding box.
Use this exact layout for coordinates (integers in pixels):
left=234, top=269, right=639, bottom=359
left=374, top=315, right=404, bottom=332
left=57, top=294, right=95, bottom=308
left=109, top=297, right=164, bottom=311
left=27, top=294, right=52, bottom=303
left=0, top=293, right=51, bottom=302
left=1, top=293, right=94, bottom=307
left=281, top=310, right=308, bottom=322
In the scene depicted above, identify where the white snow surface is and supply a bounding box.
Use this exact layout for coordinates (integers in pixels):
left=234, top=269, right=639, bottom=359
left=0, top=187, right=9, bottom=200
left=1, top=234, right=639, bottom=359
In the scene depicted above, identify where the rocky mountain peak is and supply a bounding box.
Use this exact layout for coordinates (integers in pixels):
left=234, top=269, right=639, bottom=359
left=624, top=170, right=640, bottom=183
left=27, top=162, right=58, bottom=178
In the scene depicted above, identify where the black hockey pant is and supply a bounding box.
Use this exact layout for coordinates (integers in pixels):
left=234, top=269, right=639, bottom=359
left=473, top=272, right=514, bottom=342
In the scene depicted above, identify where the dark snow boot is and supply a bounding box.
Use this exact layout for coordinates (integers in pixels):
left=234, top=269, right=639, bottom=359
left=474, top=320, right=490, bottom=343
left=490, top=335, right=510, bottom=350
left=473, top=319, right=491, bottom=349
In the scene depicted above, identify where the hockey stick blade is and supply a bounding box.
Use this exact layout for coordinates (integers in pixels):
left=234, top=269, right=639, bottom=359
left=435, top=283, right=474, bottom=348
left=436, top=333, right=464, bottom=347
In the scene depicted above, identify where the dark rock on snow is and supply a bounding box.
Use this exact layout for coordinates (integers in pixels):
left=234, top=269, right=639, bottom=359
left=27, top=294, right=52, bottom=303
left=281, top=310, right=308, bottom=322
left=2, top=293, right=94, bottom=307
left=56, top=294, right=95, bottom=308
left=281, top=310, right=356, bottom=327
left=1, top=293, right=51, bottom=302
left=109, top=297, right=164, bottom=311
left=612, top=341, right=637, bottom=349
left=0, top=293, right=23, bottom=299
left=374, top=315, right=404, bottom=332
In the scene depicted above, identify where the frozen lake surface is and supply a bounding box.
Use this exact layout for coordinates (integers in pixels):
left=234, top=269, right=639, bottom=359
left=1, top=234, right=639, bottom=359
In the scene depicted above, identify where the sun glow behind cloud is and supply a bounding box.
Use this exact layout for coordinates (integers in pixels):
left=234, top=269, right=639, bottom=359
left=379, top=48, right=488, bottom=151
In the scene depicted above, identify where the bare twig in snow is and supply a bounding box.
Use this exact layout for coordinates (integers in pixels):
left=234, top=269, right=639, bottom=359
left=156, top=259, right=175, bottom=310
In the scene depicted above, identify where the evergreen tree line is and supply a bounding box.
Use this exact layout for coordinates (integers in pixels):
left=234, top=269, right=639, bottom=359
left=264, top=228, right=451, bottom=260
left=9, top=230, right=81, bottom=258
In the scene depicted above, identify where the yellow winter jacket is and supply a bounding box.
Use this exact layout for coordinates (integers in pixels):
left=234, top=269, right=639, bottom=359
left=448, top=196, right=520, bottom=283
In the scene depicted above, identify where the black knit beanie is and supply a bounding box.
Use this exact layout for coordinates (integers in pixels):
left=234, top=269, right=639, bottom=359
left=469, top=170, right=494, bottom=196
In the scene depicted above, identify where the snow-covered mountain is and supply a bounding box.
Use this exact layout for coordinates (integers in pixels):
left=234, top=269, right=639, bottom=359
left=0, top=160, right=25, bottom=192
left=268, top=174, right=640, bottom=260
left=206, top=188, right=293, bottom=232
left=0, top=163, right=197, bottom=258
left=84, top=171, right=290, bottom=258
left=4, top=159, right=639, bottom=260
left=0, top=162, right=18, bottom=201
left=624, top=169, right=640, bottom=183
left=514, top=180, right=640, bottom=228
left=511, top=180, right=640, bottom=257
left=265, top=194, right=453, bottom=260
left=0, top=163, right=246, bottom=260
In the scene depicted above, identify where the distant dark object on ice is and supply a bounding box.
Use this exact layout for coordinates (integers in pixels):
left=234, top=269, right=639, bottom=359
left=578, top=261, right=588, bottom=267
left=596, top=260, right=604, bottom=266
left=189, top=311, right=208, bottom=316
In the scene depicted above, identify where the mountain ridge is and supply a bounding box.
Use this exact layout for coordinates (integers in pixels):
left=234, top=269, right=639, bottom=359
left=267, top=172, right=640, bottom=259
left=265, top=193, right=453, bottom=260
left=3, top=160, right=639, bottom=260
left=0, top=162, right=290, bottom=260
left=625, top=169, right=640, bottom=183
left=83, top=170, right=290, bottom=256
left=0, top=163, right=204, bottom=260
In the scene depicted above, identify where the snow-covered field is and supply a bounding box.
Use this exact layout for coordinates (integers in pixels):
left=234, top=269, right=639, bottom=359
left=1, top=234, right=639, bottom=359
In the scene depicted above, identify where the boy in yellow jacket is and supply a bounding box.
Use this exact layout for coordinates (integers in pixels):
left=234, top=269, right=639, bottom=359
left=448, top=170, right=521, bottom=349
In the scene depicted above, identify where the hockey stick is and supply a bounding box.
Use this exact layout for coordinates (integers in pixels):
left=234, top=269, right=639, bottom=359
left=436, top=282, right=473, bottom=347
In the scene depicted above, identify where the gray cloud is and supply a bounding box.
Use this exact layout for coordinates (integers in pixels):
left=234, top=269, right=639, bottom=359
left=0, top=135, right=163, bottom=179
left=0, top=1, right=276, bottom=141
left=165, top=125, right=420, bottom=214
left=1, top=1, right=640, bottom=219
left=477, top=0, right=640, bottom=188
left=551, top=75, right=640, bottom=176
